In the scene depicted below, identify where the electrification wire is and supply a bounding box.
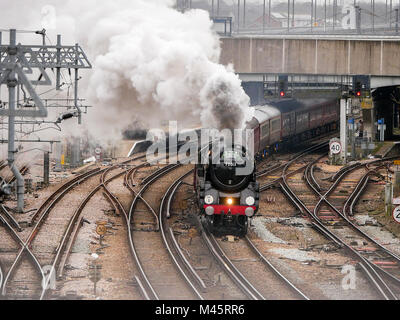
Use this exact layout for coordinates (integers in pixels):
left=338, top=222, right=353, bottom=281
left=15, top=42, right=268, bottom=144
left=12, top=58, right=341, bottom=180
left=0, top=29, right=38, bottom=33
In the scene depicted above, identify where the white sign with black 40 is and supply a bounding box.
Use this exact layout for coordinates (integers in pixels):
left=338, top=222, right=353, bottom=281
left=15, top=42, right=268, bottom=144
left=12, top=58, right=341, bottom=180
left=330, top=141, right=342, bottom=155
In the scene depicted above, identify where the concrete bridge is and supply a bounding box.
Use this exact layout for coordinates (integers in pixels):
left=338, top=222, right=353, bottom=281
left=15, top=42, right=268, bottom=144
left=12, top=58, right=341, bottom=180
left=220, top=34, right=400, bottom=141
left=220, top=35, right=400, bottom=85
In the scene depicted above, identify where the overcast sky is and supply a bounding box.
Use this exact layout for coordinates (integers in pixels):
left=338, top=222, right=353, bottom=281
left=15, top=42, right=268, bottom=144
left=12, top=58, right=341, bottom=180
left=237, top=0, right=392, bottom=3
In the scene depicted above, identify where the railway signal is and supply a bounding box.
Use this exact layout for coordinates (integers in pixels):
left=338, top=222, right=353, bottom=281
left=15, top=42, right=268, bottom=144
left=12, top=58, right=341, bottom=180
left=354, top=80, right=362, bottom=97
left=278, top=75, right=288, bottom=98
left=352, top=75, right=370, bottom=98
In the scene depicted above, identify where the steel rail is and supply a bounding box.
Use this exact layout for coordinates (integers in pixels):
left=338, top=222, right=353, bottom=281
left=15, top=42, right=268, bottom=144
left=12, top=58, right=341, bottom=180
left=159, top=170, right=205, bottom=300
left=307, top=160, right=400, bottom=274
left=283, top=159, right=394, bottom=299
left=0, top=160, right=6, bottom=171
left=310, top=161, right=400, bottom=295
left=256, top=163, right=283, bottom=177
left=0, top=259, right=3, bottom=292
left=134, top=275, right=150, bottom=300
left=57, top=216, right=83, bottom=279
left=0, top=205, right=22, bottom=232
left=244, top=236, right=310, bottom=300
left=343, top=168, right=381, bottom=218
left=199, top=226, right=265, bottom=300
left=117, top=156, right=192, bottom=299
left=29, top=167, right=102, bottom=225
left=129, top=164, right=181, bottom=231
left=259, top=142, right=329, bottom=192
left=256, top=131, right=338, bottom=178
left=257, top=140, right=331, bottom=179
left=126, top=164, right=183, bottom=299
left=340, top=166, right=400, bottom=289
left=301, top=159, right=399, bottom=299
left=1, top=168, right=104, bottom=297
left=310, top=163, right=322, bottom=192
left=257, top=141, right=400, bottom=299
left=101, top=163, right=158, bottom=300
left=345, top=173, right=372, bottom=218
left=42, top=156, right=149, bottom=298
left=349, top=176, right=370, bottom=217
left=166, top=181, right=182, bottom=219
left=125, top=165, right=183, bottom=300
left=0, top=206, right=45, bottom=298
left=2, top=156, right=145, bottom=297
left=41, top=166, right=138, bottom=299
left=123, top=166, right=158, bottom=221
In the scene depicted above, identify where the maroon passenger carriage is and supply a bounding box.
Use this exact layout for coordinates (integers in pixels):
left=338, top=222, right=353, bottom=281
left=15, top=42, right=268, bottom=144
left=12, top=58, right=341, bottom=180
left=195, top=98, right=339, bottom=236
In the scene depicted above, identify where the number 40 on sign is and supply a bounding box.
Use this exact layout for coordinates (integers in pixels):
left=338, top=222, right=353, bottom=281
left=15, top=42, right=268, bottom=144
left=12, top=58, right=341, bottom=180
left=330, top=141, right=342, bottom=155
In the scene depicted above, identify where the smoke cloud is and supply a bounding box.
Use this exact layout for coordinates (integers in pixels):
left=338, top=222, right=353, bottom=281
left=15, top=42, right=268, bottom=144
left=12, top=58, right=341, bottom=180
left=74, top=0, right=251, bottom=137
left=1, top=0, right=252, bottom=144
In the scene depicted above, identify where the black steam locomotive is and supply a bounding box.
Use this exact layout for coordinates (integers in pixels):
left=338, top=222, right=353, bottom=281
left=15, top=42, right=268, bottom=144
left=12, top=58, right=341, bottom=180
left=195, top=143, right=259, bottom=237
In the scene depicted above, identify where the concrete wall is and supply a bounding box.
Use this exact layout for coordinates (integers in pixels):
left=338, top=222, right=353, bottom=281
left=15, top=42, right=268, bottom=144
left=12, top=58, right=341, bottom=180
left=220, top=36, right=400, bottom=76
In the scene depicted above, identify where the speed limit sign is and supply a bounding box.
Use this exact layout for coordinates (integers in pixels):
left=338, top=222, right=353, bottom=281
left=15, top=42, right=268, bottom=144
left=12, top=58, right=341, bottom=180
left=330, top=141, right=342, bottom=155
left=393, top=206, right=400, bottom=224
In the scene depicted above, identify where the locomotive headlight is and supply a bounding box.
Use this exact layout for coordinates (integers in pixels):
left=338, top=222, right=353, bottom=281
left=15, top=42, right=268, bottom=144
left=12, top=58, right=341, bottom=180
left=205, top=195, right=214, bottom=205
left=227, top=198, right=233, bottom=205
left=245, top=196, right=255, bottom=206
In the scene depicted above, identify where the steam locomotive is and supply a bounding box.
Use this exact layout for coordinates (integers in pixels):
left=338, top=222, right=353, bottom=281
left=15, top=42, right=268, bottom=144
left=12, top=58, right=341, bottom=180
left=195, top=98, right=339, bottom=236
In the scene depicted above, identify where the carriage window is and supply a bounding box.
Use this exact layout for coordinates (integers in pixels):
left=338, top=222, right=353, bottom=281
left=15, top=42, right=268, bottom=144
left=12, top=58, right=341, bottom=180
left=283, top=117, right=290, bottom=127
left=261, top=123, right=269, bottom=138
left=271, top=119, right=281, bottom=132
left=297, top=113, right=308, bottom=123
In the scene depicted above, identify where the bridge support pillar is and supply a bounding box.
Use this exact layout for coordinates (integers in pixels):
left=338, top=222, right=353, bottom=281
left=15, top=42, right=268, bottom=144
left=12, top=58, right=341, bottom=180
left=340, top=99, right=348, bottom=164
left=385, top=182, right=393, bottom=216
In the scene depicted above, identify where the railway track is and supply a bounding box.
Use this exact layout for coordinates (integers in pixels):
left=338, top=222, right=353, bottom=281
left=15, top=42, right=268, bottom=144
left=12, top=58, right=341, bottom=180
left=158, top=170, right=205, bottom=300
left=102, top=162, right=201, bottom=300
left=199, top=225, right=265, bottom=300
left=258, top=141, right=329, bottom=192
left=105, top=158, right=302, bottom=300
left=0, top=167, right=102, bottom=299
left=0, top=156, right=145, bottom=299
left=1, top=136, right=398, bottom=300
left=159, top=163, right=310, bottom=300
left=304, top=158, right=400, bottom=298
left=0, top=205, right=45, bottom=299
left=41, top=160, right=148, bottom=299
left=277, top=146, right=400, bottom=300
left=244, top=236, right=310, bottom=300
left=100, top=158, right=159, bottom=299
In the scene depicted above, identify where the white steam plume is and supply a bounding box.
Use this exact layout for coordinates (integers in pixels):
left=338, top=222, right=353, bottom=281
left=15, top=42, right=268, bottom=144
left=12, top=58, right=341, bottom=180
left=66, top=0, right=251, bottom=138
left=1, top=0, right=252, bottom=144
